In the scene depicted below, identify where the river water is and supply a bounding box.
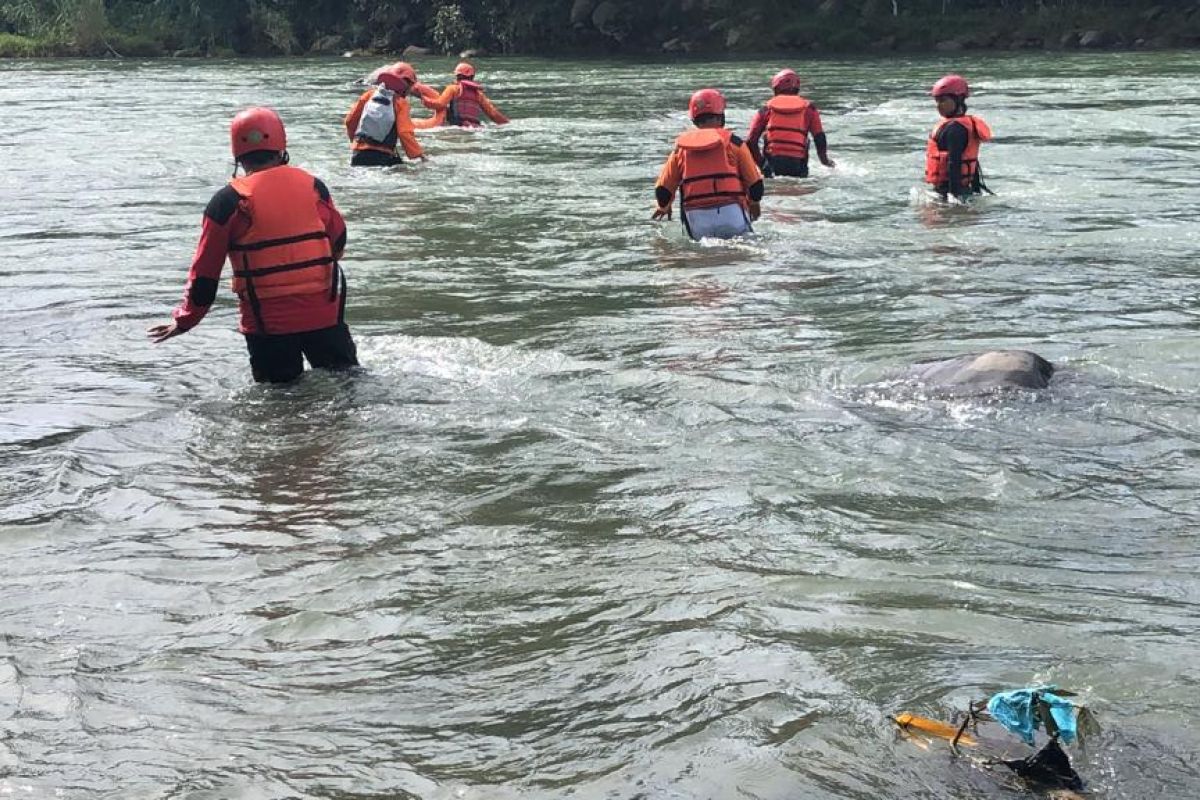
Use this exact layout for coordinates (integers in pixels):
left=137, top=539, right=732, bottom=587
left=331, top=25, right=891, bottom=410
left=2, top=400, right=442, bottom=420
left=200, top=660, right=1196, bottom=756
left=2, top=51, right=1199, bottom=799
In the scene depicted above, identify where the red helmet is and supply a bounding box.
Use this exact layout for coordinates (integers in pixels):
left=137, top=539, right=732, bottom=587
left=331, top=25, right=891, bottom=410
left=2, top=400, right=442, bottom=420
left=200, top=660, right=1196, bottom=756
left=378, top=62, right=417, bottom=93
left=230, top=107, right=286, bottom=159
left=770, top=68, right=800, bottom=93
left=688, top=88, right=726, bottom=120
left=930, top=74, right=970, bottom=98
left=454, top=61, right=476, bottom=79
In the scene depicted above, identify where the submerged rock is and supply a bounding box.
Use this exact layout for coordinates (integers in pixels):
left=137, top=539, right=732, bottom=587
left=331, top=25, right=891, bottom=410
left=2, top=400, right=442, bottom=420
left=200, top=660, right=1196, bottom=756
left=903, top=350, right=1054, bottom=391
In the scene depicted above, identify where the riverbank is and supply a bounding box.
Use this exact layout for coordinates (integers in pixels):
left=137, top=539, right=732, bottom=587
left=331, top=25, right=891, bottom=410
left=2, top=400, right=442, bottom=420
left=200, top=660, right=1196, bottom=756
left=1, top=3, right=1196, bottom=59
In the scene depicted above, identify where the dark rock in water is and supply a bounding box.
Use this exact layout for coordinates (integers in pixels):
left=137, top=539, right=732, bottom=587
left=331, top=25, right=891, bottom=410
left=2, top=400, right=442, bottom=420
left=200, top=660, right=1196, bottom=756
left=1079, top=30, right=1111, bottom=48
left=402, top=45, right=431, bottom=57
left=904, top=350, right=1054, bottom=391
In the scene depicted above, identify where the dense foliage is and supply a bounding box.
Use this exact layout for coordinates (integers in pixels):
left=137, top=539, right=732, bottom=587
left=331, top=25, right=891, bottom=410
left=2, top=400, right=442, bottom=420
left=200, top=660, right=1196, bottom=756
left=1, top=0, right=1195, bottom=57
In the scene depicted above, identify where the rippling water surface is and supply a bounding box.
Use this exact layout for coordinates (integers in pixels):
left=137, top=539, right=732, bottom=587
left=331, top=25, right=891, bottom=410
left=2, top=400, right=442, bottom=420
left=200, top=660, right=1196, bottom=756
left=2, top=52, right=1200, bottom=799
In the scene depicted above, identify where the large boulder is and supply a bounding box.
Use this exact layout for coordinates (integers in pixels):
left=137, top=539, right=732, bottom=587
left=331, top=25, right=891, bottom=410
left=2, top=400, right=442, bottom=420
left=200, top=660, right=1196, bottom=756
left=1079, top=30, right=1111, bottom=48
left=902, top=350, right=1054, bottom=392
left=402, top=44, right=432, bottom=57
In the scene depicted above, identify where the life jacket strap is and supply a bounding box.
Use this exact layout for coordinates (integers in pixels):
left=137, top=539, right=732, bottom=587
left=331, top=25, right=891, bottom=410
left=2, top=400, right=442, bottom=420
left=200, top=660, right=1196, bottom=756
left=233, top=255, right=336, bottom=279
left=229, top=230, right=328, bottom=253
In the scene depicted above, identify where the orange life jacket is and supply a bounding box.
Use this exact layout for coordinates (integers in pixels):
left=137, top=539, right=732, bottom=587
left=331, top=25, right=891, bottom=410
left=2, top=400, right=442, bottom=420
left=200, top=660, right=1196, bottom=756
left=764, top=95, right=812, bottom=159
left=228, top=166, right=335, bottom=304
left=676, top=128, right=746, bottom=211
left=924, top=114, right=992, bottom=188
left=449, top=80, right=483, bottom=126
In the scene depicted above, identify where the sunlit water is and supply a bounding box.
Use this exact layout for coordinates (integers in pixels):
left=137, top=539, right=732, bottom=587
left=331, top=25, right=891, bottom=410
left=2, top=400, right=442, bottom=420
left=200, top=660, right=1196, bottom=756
left=2, top=52, right=1199, bottom=799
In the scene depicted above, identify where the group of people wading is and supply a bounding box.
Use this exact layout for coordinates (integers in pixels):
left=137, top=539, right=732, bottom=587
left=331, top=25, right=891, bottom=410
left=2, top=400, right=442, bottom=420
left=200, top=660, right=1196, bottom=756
left=147, top=61, right=508, bottom=382
left=148, top=63, right=991, bottom=383
left=654, top=69, right=991, bottom=240
left=343, top=60, right=509, bottom=167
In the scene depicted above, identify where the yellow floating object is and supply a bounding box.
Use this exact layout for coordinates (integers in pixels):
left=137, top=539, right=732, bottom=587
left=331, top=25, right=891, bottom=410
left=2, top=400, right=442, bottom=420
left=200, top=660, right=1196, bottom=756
left=893, top=712, right=978, bottom=746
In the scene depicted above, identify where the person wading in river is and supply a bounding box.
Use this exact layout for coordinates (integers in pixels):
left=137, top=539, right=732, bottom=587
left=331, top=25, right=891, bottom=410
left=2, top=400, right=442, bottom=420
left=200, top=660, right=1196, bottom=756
left=745, top=68, right=835, bottom=178
left=344, top=62, right=427, bottom=167
left=148, top=107, right=358, bottom=383
left=652, top=88, right=765, bottom=240
left=420, top=61, right=510, bottom=128
left=925, top=73, right=993, bottom=201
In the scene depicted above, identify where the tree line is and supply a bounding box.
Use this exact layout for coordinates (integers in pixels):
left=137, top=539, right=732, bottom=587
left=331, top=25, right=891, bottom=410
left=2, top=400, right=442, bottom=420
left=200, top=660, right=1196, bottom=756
left=0, top=0, right=1194, bottom=57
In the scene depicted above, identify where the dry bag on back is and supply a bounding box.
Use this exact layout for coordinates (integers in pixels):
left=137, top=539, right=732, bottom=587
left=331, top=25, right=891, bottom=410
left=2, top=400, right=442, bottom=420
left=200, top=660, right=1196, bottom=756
left=355, top=86, right=396, bottom=145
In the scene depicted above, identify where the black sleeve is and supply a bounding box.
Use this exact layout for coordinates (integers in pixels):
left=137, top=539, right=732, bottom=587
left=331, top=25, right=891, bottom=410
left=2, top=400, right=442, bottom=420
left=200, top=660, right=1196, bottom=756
left=314, top=178, right=331, bottom=202
left=188, top=277, right=219, bottom=307
left=655, top=186, right=673, bottom=207
left=747, top=179, right=765, bottom=203
left=313, top=177, right=346, bottom=254
left=813, top=132, right=828, bottom=159
left=938, top=121, right=970, bottom=195
left=203, top=185, right=242, bottom=225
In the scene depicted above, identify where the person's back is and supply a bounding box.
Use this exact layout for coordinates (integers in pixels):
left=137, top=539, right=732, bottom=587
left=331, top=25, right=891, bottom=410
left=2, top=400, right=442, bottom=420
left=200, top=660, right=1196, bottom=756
left=745, top=68, right=834, bottom=178
left=653, top=89, right=764, bottom=240
left=344, top=62, right=427, bottom=167
left=148, top=107, right=358, bottom=383
left=425, top=62, right=510, bottom=127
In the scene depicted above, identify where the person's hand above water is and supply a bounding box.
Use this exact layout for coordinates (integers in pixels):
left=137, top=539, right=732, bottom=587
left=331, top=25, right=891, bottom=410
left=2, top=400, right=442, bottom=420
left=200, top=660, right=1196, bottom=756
left=651, top=204, right=672, bottom=221
left=820, top=155, right=836, bottom=168
left=147, top=321, right=184, bottom=343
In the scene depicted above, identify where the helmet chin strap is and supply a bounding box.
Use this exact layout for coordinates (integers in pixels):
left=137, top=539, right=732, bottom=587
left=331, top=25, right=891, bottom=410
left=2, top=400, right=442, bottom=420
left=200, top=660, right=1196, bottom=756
left=230, top=150, right=288, bottom=179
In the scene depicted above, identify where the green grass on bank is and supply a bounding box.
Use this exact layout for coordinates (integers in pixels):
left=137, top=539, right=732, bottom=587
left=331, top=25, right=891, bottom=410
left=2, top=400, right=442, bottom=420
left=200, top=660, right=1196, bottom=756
left=0, top=33, right=50, bottom=57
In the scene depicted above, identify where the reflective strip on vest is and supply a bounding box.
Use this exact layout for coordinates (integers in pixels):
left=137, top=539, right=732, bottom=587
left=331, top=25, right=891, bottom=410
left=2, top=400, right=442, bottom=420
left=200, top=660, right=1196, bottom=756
left=765, top=95, right=811, bottom=160
left=924, top=114, right=991, bottom=187
left=228, top=166, right=335, bottom=301
left=676, top=129, right=745, bottom=211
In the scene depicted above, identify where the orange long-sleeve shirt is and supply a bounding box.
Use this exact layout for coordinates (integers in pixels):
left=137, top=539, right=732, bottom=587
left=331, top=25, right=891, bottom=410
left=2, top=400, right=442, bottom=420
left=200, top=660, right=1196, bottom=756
left=344, top=89, right=424, bottom=159
left=655, top=130, right=763, bottom=209
left=422, top=83, right=509, bottom=125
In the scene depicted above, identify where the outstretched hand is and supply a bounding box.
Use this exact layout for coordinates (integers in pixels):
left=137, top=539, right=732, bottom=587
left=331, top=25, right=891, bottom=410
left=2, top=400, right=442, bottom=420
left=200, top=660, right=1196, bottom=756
left=147, top=321, right=184, bottom=344
left=651, top=205, right=672, bottom=221
left=820, top=155, right=836, bottom=168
